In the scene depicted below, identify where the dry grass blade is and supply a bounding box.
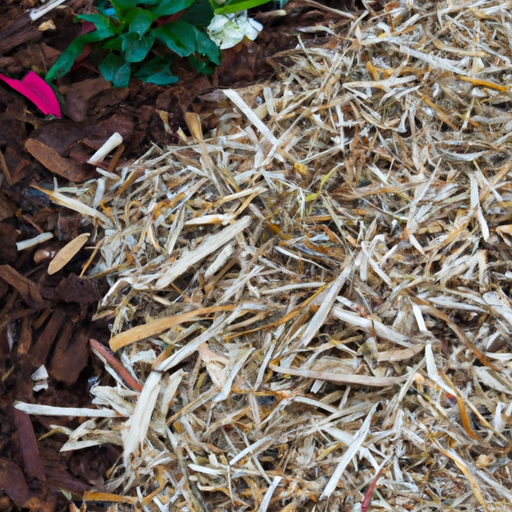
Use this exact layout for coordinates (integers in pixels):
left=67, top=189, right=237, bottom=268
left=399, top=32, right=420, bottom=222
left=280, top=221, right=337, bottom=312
left=268, top=363, right=406, bottom=387
left=14, top=403, right=119, bottom=417
left=110, top=306, right=236, bottom=351
left=155, top=216, right=252, bottom=289
left=321, top=403, right=379, bottom=499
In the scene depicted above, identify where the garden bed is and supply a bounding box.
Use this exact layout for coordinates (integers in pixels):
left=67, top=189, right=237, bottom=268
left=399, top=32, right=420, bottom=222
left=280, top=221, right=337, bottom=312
left=3, top=0, right=512, bottom=511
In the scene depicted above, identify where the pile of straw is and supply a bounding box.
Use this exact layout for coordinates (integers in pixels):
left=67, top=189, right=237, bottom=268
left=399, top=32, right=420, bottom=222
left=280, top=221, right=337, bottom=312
left=17, top=0, right=512, bottom=510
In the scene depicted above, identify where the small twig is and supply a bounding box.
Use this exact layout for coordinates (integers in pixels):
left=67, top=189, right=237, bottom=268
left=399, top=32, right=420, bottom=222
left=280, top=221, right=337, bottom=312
left=361, top=465, right=385, bottom=512
left=89, top=338, right=143, bottom=392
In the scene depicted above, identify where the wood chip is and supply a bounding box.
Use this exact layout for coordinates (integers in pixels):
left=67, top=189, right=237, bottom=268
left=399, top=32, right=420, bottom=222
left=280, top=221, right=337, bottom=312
left=25, top=139, right=93, bottom=183
left=0, top=265, right=46, bottom=309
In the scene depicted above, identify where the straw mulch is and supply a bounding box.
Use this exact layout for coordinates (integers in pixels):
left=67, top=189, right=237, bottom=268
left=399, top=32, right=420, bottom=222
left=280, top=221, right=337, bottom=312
left=16, top=0, right=512, bottom=510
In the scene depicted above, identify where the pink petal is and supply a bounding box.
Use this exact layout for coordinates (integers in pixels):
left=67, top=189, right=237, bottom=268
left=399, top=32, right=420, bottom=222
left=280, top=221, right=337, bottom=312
left=0, top=71, right=62, bottom=117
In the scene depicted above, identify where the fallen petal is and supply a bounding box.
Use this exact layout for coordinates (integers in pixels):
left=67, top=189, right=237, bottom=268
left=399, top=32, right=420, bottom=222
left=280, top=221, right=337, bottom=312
left=0, top=71, right=61, bottom=117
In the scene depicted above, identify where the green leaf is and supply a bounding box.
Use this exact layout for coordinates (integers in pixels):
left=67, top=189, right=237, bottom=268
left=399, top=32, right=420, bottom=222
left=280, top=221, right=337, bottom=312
left=112, top=61, right=131, bottom=88
left=109, top=0, right=148, bottom=22
left=145, top=68, right=179, bottom=85
left=135, top=56, right=178, bottom=85
left=188, top=24, right=221, bottom=64
left=98, top=52, right=122, bottom=80
left=188, top=55, right=216, bottom=75
left=122, top=32, right=156, bottom=62
left=102, top=36, right=123, bottom=51
left=154, top=21, right=220, bottom=64
left=214, top=0, right=271, bottom=15
left=76, top=13, right=119, bottom=38
left=127, top=8, right=155, bottom=37
left=181, top=0, right=214, bottom=28
left=153, top=22, right=195, bottom=57
left=45, top=31, right=105, bottom=82
left=110, top=0, right=139, bottom=11
left=99, top=53, right=131, bottom=88
left=149, top=0, right=195, bottom=17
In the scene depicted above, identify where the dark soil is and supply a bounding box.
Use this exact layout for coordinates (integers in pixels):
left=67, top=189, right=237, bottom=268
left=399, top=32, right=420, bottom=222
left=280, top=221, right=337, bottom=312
left=0, top=0, right=360, bottom=510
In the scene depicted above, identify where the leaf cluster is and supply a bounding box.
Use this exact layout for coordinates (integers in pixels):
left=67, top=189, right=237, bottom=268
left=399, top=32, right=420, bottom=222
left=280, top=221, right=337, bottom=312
left=46, top=0, right=276, bottom=87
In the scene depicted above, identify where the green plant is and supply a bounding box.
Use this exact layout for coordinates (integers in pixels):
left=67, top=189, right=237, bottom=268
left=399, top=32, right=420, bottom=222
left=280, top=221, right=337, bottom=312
left=45, top=0, right=276, bottom=87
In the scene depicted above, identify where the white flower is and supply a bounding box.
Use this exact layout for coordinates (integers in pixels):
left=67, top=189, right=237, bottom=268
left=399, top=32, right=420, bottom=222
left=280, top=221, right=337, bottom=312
left=207, top=11, right=263, bottom=50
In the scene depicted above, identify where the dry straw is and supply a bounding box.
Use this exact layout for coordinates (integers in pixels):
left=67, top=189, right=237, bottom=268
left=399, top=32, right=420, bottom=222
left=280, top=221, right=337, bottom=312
left=17, top=0, right=512, bottom=510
